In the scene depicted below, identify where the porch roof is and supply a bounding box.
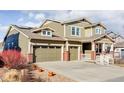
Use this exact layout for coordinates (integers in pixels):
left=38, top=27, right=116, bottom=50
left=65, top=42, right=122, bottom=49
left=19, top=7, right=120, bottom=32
left=82, top=34, right=114, bottom=42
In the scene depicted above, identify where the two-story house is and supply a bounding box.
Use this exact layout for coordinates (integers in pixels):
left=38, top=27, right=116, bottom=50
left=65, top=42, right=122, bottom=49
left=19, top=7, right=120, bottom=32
left=3, top=18, right=114, bottom=63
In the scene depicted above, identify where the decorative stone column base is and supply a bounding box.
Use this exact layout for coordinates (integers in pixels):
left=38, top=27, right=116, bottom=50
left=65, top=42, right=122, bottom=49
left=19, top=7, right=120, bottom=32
left=63, top=51, right=70, bottom=61
left=27, top=53, right=33, bottom=63
left=80, top=51, right=83, bottom=60
left=110, top=51, right=114, bottom=58
left=91, top=51, right=96, bottom=60
left=102, top=51, right=106, bottom=55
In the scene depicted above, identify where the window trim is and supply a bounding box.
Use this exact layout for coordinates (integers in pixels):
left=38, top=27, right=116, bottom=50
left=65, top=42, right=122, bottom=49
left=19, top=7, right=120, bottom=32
left=41, top=30, right=52, bottom=37
left=95, top=27, right=101, bottom=34
left=71, top=26, right=81, bottom=37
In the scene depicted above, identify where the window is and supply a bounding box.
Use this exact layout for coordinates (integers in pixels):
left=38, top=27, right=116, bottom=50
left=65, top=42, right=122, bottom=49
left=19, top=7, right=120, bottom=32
left=71, top=27, right=80, bottom=36
left=43, top=31, right=46, bottom=35
left=95, top=28, right=101, bottom=34
left=42, top=30, right=52, bottom=37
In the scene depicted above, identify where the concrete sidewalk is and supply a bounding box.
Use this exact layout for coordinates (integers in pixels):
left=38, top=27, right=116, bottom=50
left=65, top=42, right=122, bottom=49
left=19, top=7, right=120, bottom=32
left=36, top=61, right=124, bottom=82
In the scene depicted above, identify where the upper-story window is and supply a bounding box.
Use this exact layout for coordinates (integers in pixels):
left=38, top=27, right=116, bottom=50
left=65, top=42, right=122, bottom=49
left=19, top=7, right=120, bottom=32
left=71, top=27, right=80, bottom=36
left=41, top=30, right=52, bottom=37
left=95, top=27, right=101, bottom=34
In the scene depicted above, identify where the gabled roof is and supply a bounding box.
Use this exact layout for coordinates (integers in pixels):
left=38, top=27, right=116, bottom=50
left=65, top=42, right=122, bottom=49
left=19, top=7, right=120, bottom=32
left=40, top=17, right=93, bottom=27
left=4, top=25, right=65, bottom=42
left=106, top=31, right=124, bottom=39
left=40, top=19, right=62, bottom=27
left=84, top=22, right=107, bottom=29
left=32, top=27, right=55, bottom=33
left=82, top=34, right=114, bottom=42
left=61, top=17, right=92, bottom=24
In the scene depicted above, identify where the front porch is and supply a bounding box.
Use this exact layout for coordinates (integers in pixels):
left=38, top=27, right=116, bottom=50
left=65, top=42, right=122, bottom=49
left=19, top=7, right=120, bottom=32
left=80, top=34, right=115, bottom=62
left=82, top=42, right=114, bottom=61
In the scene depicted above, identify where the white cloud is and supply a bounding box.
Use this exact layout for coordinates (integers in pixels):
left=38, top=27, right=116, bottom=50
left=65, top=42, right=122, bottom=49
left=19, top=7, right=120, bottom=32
left=35, top=13, right=45, bottom=21
left=28, top=12, right=34, bottom=18
left=17, top=17, right=24, bottom=22
left=24, top=21, right=40, bottom=27
left=45, top=10, right=124, bottom=35
left=0, top=24, right=8, bottom=40
left=16, top=10, right=124, bottom=36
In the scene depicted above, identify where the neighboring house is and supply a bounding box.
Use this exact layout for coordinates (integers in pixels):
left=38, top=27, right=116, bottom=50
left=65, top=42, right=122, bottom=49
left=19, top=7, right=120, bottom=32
left=106, top=31, right=124, bottom=43
left=3, top=17, right=114, bottom=63
left=106, top=31, right=124, bottom=59
left=114, top=42, right=124, bottom=59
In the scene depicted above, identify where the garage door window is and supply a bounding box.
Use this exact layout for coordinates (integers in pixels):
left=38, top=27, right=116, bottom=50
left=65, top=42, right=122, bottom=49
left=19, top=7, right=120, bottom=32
left=41, top=46, right=48, bottom=48
left=56, top=46, right=61, bottom=48
left=49, top=46, right=55, bottom=48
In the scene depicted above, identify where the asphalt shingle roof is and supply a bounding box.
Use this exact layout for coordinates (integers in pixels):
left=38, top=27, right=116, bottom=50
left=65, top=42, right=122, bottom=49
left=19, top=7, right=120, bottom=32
left=12, top=25, right=65, bottom=41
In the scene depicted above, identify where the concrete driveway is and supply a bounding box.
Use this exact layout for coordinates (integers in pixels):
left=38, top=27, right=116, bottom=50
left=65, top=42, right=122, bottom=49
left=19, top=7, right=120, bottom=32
left=36, top=61, right=124, bottom=82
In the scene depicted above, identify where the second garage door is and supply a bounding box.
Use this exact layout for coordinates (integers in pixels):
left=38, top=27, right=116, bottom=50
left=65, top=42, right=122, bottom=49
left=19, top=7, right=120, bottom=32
left=33, top=46, right=61, bottom=62
left=70, top=46, right=78, bottom=61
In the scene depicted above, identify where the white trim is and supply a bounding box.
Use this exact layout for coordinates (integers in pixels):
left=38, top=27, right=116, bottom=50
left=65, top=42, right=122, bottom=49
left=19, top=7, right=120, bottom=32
left=92, top=42, right=95, bottom=51
left=64, top=24, right=66, bottom=37
left=32, top=43, right=48, bottom=46
left=61, top=45, right=64, bottom=61
left=28, top=42, right=34, bottom=54
left=68, top=44, right=81, bottom=47
left=65, top=41, right=69, bottom=51
left=91, top=27, right=93, bottom=36
left=110, top=44, right=114, bottom=51
left=71, top=26, right=81, bottom=37
left=95, top=27, right=101, bottom=35
left=69, top=25, right=83, bottom=28
left=41, top=30, right=52, bottom=37
left=31, top=42, right=63, bottom=46
left=32, top=27, right=55, bottom=32
left=28, top=42, right=31, bottom=53
left=102, top=43, right=105, bottom=52
left=78, top=46, right=81, bottom=60
left=94, top=34, right=114, bottom=42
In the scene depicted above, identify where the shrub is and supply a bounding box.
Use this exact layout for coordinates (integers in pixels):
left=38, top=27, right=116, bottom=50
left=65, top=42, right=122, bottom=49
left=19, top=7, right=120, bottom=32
left=0, top=50, right=27, bottom=69
left=3, top=69, right=21, bottom=82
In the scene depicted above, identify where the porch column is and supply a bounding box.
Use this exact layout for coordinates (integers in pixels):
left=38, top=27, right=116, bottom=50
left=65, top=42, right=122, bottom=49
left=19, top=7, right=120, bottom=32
left=79, top=45, right=83, bottom=60
left=78, top=46, right=82, bottom=60
left=91, top=42, right=96, bottom=60
left=110, top=43, right=114, bottom=52
left=27, top=42, right=33, bottom=63
left=63, top=41, right=69, bottom=61
left=61, top=45, right=64, bottom=61
left=110, top=43, right=114, bottom=57
left=102, top=43, right=105, bottom=54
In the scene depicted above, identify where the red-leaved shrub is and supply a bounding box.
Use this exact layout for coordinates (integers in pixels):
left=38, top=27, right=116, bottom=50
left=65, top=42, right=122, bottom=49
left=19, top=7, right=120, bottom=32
left=0, top=50, right=27, bottom=69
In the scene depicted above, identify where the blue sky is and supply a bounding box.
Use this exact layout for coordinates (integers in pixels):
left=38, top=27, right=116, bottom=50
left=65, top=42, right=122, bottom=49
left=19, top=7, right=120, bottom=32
left=0, top=10, right=124, bottom=41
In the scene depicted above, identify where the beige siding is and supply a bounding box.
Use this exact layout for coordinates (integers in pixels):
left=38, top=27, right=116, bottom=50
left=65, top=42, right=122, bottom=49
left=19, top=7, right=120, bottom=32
left=65, top=21, right=90, bottom=38
left=41, top=21, right=64, bottom=36
left=7, top=28, right=29, bottom=55
left=92, top=26, right=106, bottom=35
left=85, top=28, right=92, bottom=37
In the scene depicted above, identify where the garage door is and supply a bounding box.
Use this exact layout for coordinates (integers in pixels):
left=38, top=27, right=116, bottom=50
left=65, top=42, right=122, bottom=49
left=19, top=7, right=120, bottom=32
left=33, top=46, right=61, bottom=62
left=70, top=46, right=78, bottom=60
